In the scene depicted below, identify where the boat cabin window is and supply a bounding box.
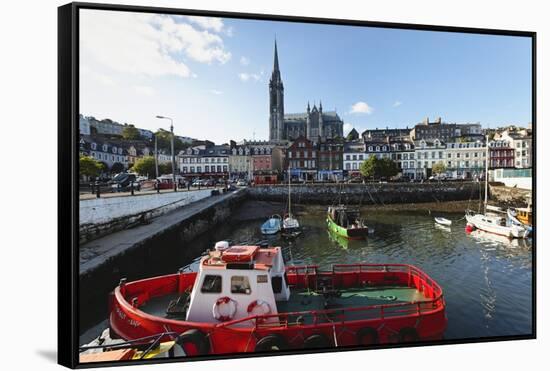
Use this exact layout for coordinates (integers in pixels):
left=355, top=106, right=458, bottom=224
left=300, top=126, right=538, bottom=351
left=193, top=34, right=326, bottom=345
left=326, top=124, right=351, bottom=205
left=271, top=276, right=283, bottom=294
left=201, top=275, right=222, bottom=293
left=231, top=276, right=251, bottom=294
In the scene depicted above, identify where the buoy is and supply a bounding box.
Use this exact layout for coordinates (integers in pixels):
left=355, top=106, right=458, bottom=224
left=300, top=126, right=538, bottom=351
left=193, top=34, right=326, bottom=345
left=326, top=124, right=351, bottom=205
left=465, top=224, right=474, bottom=233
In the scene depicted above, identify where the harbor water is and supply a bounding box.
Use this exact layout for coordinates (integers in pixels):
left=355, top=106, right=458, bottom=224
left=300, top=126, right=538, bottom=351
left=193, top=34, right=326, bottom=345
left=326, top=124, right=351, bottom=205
left=80, top=201, right=532, bottom=344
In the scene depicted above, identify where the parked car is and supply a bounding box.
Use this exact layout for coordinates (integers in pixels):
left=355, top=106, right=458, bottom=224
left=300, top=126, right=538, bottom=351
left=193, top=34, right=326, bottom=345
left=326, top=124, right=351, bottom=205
left=109, top=173, right=141, bottom=192
left=236, top=179, right=247, bottom=186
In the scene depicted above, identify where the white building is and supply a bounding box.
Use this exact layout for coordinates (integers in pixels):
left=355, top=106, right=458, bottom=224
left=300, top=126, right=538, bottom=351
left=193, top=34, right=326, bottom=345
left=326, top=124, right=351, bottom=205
left=79, top=115, right=91, bottom=135
left=498, top=131, right=532, bottom=169
left=179, top=145, right=230, bottom=177
left=445, top=141, right=486, bottom=179
left=138, top=128, right=154, bottom=140
left=80, top=137, right=129, bottom=170
left=414, top=139, right=446, bottom=179
left=343, top=141, right=366, bottom=177
left=88, top=117, right=124, bottom=136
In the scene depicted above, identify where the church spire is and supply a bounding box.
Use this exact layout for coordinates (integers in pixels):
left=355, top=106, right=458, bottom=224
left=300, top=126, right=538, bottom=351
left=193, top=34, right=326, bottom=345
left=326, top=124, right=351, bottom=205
left=273, top=39, right=279, bottom=72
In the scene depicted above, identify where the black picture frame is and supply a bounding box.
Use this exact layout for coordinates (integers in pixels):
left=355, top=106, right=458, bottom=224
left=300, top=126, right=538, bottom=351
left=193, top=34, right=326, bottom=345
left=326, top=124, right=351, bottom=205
left=58, top=2, right=536, bottom=368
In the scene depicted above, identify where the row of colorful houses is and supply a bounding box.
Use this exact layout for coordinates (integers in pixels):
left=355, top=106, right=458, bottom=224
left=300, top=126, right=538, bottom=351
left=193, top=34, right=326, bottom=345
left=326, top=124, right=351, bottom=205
left=79, top=119, right=531, bottom=183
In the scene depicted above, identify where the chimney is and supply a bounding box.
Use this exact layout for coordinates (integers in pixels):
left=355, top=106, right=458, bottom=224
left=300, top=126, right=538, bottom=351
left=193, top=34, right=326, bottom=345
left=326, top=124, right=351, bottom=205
left=437, top=117, right=442, bottom=124
left=424, top=117, right=429, bottom=125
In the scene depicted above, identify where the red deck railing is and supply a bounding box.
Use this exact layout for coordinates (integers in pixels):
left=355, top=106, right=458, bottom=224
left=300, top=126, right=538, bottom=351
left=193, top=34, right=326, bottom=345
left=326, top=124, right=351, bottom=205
left=217, top=264, right=444, bottom=330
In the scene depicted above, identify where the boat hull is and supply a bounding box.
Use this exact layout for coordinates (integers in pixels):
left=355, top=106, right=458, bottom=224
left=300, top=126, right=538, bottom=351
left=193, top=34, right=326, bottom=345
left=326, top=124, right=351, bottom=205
left=109, top=265, right=446, bottom=355
left=465, top=212, right=528, bottom=238
left=327, top=214, right=368, bottom=240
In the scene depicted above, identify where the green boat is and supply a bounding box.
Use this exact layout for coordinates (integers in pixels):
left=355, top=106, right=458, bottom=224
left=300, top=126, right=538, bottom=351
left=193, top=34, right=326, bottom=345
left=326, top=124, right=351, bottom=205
left=327, top=205, right=369, bottom=240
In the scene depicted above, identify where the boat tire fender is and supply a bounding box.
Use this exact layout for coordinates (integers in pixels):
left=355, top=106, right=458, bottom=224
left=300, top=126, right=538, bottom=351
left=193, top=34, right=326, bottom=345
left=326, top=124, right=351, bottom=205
left=213, top=297, right=237, bottom=322
left=176, top=329, right=210, bottom=355
left=303, top=334, right=331, bottom=349
left=357, top=327, right=379, bottom=345
left=254, top=334, right=289, bottom=352
left=399, top=327, right=419, bottom=343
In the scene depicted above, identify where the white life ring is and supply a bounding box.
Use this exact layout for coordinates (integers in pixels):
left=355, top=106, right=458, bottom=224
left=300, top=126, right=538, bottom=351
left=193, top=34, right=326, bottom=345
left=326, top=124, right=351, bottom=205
left=212, top=297, right=237, bottom=322
left=247, top=299, right=272, bottom=317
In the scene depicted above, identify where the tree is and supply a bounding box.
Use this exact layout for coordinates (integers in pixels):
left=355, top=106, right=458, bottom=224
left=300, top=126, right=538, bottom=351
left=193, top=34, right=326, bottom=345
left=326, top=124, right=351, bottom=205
left=122, top=125, right=141, bottom=140
left=159, top=162, right=173, bottom=175
left=132, top=156, right=157, bottom=178
left=79, top=155, right=102, bottom=178
left=154, top=129, right=186, bottom=152
left=432, top=161, right=447, bottom=175
left=110, top=162, right=125, bottom=174
left=378, top=158, right=399, bottom=178
left=360, top=155, right=378, bottom=179
left=359, top=156, right=399, bottom=180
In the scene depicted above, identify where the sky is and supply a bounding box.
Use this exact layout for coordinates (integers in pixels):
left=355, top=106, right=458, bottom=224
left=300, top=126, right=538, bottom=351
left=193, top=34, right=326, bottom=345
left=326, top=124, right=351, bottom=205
left=79, top=9, right=532, bottom=144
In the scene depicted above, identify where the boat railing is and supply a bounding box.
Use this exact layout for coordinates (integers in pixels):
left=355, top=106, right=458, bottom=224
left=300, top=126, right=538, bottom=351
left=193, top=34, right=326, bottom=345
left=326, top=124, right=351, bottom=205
left=329, top=263, right=444, bottom=298
left=217, top=264, right=444, bottom=330
left=216, top=296, right=444, bottom=331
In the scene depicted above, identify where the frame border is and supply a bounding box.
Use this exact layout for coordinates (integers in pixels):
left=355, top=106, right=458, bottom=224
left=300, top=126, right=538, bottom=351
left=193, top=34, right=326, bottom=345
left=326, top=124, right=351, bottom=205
left=58, top=2, right=536, bottom=369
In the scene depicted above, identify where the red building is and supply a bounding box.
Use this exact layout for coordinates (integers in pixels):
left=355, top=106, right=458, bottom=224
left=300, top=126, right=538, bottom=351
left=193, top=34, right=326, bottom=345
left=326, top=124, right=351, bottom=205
left=285, top=136, right=317, bottom=181
left=489, top=140, right=514, bottom=169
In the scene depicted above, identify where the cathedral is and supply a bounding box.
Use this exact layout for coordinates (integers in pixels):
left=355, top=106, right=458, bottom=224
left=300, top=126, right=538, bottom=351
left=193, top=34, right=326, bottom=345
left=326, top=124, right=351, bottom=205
left=269, top=41, right=344, bottom=143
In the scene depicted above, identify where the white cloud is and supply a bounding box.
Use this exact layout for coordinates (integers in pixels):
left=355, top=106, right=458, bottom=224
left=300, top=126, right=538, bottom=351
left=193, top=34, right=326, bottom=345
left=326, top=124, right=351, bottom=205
left=80, top=10, right=232, bottom=80
left=210, top=89, right=223, bottom=95
left=186, top=16, right=224, bottom=33
left=393, top=101, right=402, bottom=107
left=81, top=65, right=116, bottom=87
left=349, top=101, right=374, bottom=114
left=133, top=85, right=156, bottom=96
left=238, top=72, right=261, bottom=82
left=240, top=56, right=250, bottom=66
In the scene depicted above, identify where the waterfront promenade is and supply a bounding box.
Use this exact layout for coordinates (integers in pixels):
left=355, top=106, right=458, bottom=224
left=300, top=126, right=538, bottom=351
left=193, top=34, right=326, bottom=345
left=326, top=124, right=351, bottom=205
left=80, top=188, right=245, bottom=275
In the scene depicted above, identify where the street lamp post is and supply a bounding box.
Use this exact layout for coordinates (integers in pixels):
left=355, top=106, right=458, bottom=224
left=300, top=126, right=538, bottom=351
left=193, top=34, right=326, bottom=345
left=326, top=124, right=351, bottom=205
left=154, top=133, right=159, bottom=179
left=156, top=115, right=177, bottom=192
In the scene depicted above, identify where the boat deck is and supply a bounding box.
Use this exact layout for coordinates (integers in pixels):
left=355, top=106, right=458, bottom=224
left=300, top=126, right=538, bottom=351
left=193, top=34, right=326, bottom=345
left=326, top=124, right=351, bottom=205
left=278, top=286, right=427, bottom=312
left=137, top=285, right=429, bottom=324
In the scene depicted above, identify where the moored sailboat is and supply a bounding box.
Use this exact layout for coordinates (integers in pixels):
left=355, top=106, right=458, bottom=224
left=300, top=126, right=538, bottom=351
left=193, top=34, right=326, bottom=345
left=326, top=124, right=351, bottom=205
left=465, top=135, right=529, bottom=239
left=282, top=166, right=301, bottom=236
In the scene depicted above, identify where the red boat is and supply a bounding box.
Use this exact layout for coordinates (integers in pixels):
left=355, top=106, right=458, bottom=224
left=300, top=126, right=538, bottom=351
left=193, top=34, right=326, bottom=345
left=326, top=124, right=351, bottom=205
left=109, top=243, right=446, bottom=356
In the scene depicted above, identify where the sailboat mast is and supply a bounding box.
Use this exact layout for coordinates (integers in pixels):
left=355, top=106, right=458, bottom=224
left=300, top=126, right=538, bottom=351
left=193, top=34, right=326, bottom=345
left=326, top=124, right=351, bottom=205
left=288, top=165, right=291, bottom=215
left=484, top=133, right=489, bottom=212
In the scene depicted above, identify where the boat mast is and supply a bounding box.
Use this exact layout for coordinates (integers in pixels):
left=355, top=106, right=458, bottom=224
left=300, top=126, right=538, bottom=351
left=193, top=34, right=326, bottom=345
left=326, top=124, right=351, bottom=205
left=288, top=164, right=292, bottom=216
left=484, top=133, right=489, bottom=213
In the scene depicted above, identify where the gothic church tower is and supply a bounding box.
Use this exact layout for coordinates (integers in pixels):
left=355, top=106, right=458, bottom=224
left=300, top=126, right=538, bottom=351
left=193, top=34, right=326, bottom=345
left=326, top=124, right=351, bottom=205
left=269, top=40, right=284, bottom=142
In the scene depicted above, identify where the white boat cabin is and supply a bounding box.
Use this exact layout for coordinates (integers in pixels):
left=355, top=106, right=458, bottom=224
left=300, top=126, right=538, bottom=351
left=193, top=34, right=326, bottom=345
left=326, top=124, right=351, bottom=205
left=185, top=242, right=290, bottom=325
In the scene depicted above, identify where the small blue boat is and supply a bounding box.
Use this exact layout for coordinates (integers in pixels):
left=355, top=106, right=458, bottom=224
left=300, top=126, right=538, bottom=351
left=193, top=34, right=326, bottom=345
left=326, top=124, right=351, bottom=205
left=261, top=215, right=282, bottom=235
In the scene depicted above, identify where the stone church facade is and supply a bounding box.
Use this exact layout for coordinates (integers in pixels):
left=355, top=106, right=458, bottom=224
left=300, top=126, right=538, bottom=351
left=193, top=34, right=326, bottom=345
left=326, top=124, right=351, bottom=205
left=269, top=41, right=343, bottom=143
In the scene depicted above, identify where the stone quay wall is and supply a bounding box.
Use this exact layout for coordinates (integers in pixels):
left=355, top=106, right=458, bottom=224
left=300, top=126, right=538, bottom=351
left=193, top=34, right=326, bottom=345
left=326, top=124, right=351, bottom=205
left=247, top=181, right=483, bottom=205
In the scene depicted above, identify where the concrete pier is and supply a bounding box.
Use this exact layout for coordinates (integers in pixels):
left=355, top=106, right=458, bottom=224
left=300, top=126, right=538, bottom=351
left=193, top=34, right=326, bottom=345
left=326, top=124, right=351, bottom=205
left=78, top=188, right=246, bottom=329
